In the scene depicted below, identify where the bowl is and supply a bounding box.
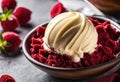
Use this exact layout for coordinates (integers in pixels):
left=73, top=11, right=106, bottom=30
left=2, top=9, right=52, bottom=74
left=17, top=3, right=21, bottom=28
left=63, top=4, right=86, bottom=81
left=22, top=16, right=120, bottom=79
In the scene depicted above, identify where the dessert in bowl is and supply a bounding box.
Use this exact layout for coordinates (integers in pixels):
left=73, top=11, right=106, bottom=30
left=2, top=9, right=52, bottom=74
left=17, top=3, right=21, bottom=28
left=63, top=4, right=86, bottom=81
left=22, top=12, right=120, bottom=79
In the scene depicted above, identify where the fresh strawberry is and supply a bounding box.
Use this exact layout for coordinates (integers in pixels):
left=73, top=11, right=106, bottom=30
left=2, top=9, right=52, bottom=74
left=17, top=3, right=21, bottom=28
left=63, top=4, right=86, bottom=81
left=50, top=2, right=67, bottom=18
left=1, top=16, right=19, bottom=31
left=13, top=7, right=32, bottom=25
left=0, top=9, right=19, bottom=31
left=0, top=32, right=21, bottom=53
left=1, top=0, right=17, bottom=11
left=0, top=74, right=15, bottom=82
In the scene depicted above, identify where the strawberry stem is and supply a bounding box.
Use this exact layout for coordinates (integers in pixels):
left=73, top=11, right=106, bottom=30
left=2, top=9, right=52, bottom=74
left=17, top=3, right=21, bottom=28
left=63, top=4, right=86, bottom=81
left=0, top=8, right=13, bottom=22
left=0, top=34, right=11, bottom=54
left=0, top=46, right=5, bottom=54
left=0, top=34, right=3, bottom=42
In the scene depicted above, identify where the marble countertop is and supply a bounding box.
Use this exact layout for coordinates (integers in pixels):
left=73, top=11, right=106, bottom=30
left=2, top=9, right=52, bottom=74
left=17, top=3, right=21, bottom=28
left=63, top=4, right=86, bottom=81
left=0, top=0, right=120, bottom=82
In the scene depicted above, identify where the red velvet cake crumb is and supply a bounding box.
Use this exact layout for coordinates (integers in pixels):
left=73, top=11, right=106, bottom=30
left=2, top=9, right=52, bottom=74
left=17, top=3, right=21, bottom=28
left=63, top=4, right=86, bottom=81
left=29, top=18, right=120, bottom=68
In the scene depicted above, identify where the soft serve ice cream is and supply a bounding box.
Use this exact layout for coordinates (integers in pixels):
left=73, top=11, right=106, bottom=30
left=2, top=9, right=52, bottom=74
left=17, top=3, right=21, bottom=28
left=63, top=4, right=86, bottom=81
left=43, top=12, right=98, bottom=62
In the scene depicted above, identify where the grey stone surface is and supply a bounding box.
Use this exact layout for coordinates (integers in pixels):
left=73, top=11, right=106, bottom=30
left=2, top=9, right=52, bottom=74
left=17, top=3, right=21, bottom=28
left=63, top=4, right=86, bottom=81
left=0, top=0, right=120, bottom=82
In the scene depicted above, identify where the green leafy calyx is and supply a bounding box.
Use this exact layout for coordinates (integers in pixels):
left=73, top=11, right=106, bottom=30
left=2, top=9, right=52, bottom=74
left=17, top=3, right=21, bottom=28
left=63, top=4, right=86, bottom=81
left=0, top=34, right=11, bottom=54
left=0, top=8, right=13, bottom=22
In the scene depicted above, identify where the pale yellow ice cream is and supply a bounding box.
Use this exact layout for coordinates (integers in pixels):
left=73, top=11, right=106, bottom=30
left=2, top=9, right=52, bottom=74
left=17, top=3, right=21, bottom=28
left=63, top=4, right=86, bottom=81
left=43, top=12, right=98, bottom=62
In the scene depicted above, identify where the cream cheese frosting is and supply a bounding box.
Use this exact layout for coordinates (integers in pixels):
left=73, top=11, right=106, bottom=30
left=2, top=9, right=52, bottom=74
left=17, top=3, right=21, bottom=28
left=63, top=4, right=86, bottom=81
left=43, top=12, right=98, bottom=62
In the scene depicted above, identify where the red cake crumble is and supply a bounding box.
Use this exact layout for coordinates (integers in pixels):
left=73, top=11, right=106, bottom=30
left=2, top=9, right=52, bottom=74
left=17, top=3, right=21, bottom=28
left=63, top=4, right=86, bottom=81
left=30, top=18, right=120, bottom=68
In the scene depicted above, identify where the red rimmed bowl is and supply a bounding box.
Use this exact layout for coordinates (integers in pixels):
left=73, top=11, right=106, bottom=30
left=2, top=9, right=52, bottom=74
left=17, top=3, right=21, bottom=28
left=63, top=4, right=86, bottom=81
left=22, top=16, right=120, bottom=79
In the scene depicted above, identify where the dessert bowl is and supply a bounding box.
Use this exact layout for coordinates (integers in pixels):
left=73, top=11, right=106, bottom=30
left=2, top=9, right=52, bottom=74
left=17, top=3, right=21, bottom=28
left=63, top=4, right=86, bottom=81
left=22, top=16, right=120, bottom=79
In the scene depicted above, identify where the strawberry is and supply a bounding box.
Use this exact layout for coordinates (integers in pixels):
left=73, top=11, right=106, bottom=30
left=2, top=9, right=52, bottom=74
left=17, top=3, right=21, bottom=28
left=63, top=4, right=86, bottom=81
left=50, top=2, right=67, bottom=18
left=0, top=74, right=15, bottom=82
left=1, top=16, right=19, bottom=31
left=0, top=9, right=19, bottom=31
left=1, top=0, right=17, bottom=11
left=13, top=7, right=32, bottom=25
left=0, top=32, right=21, bottom=53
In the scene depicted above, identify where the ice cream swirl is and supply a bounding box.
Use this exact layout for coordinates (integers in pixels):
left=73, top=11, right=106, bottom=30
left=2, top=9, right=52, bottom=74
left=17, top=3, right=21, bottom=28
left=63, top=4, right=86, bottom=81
left=43, top=12, right=98, bottom=62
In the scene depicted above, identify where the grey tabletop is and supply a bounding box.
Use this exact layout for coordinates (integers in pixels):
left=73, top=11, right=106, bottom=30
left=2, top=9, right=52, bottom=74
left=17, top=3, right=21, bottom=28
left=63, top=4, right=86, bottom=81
left=0, top=0, right=120, bottom=82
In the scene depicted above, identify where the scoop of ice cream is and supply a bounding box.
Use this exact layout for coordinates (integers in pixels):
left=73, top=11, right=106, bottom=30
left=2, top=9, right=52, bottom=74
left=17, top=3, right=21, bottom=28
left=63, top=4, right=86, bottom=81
left=43, top=12, right=98, bottom=62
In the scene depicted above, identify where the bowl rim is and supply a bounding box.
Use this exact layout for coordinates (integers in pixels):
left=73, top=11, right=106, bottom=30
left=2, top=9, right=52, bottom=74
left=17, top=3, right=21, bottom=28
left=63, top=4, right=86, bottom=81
left=22, top=15, right=120, bottom=71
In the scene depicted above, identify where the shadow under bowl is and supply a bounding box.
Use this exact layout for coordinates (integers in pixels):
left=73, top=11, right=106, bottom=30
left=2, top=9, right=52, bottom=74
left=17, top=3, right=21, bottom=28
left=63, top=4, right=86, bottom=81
left=22, top=16, right=120, bottom=79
